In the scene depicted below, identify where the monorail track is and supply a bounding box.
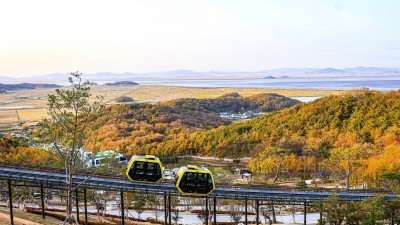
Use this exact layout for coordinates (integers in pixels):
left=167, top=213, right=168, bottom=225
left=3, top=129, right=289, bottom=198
left=0, top=163, right=397, bottom=203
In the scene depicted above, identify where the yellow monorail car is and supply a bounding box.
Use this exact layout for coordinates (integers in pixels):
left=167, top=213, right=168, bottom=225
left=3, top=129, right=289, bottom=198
left=175, top=165, right=215, bottom=196
left=126, top=155, right=164, bottom=183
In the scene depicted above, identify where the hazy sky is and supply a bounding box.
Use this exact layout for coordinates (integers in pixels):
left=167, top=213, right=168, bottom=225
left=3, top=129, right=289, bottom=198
left=1, top=0, right=399, bottom=77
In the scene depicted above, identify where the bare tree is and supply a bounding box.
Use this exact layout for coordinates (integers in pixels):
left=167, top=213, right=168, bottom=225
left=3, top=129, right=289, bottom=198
left=260, top=206, right=272, bottom=225
left=148, top=194, right=162, bottom=221
left=196, top=209, right=207, bottom=224
left=228, top=204, right=242, bottom=225
left=171, top=208, right=182, bottom=225
left=40, top=72, right=104, bottom=224
left=133, top=193, right=146, bottom=219
left=195, top=198, right=214, bottom=224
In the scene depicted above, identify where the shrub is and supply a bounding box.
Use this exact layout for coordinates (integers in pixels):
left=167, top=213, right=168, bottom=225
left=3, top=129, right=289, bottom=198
left=115, top=96, right=134, bottom=103
left=296, top=180, right=307, bottom=187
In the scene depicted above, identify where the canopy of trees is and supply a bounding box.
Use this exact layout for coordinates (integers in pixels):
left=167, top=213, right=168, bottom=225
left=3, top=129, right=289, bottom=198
left=166, top=92, right=300, bottom=113
left=28, top=89, right=400, bottom=189
left=0, top=137, right=51, bottom=164
left=104, top=81, right=139, bottom=86
left=84, top=93, right=299, bottom=157
left=318, top=194, right=400, bottom=224
left=170, top=89, right=399, bottom=188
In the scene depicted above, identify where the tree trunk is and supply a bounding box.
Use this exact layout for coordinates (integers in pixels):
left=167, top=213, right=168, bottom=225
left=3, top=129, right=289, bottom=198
left=66, top=163, right=76, bottom=224
left=273, top=164, right=281, bottom=183
left=346, top=162, right=351, bottom=190
left=271, top=204, right=276, bottom=223
left=155, top=205, right=158, bottom=221
left=97, top=207, right=100, bottom=222
left=103, top=200, right=107, bottom=217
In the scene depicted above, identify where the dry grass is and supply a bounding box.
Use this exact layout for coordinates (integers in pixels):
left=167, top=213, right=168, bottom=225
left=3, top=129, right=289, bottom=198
left=0, top=208, right=61, bottom=225
left=0, top=85, right=342, bottom=126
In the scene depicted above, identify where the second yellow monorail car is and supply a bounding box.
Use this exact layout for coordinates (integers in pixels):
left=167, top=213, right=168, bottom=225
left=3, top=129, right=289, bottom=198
left=175, top=165, right=215, bottom=196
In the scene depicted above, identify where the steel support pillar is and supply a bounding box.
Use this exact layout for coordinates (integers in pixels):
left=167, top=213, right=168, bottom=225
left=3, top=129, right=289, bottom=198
left=271, top=202, right=276, bottom=223
left=8, top=178, right=14, bottom=225
left=75, top=190, right=79, bottom=222
left=164, top=192, right=167, bottom=225
left=205, top=196, right=208, bottom=225
left=304, top=202, right=307, bottom=225
left=245, top=198, right=248, bottom=225
left=40, top=183, right=45, bottom=219
left=120, top=189, right=125, bottom=225
left=319, top=210, right=322, bottom=224
left=256, top=200, right=259, bottom=225
left=168, top=195, right=171, bottom=225
left=213, top=197, right=217, bottom=225
left=84, top=188, right=88, bottom=225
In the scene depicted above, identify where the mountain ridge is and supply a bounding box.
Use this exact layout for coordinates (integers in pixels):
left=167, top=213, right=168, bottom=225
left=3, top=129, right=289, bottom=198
left=1, top=67, right=399, bottom=83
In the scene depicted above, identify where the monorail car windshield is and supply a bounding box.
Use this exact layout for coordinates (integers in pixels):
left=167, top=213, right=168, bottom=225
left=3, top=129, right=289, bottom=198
left=126, top=155, right=163, bottom=183
left=175, top=165, right=215, bottom=196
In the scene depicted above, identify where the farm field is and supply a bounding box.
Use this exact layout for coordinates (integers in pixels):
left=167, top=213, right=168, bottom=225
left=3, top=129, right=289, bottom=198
left=0, top=85, right=341, bottom=126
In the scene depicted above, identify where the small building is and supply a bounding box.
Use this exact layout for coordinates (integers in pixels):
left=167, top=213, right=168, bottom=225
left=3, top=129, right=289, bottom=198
left=40, top=145, right=127, bottom=168
left=235, top=168, right=252, bottom=175
left=241, top=173, right=253, bottom=181
left=86, top=149, right=127, bottom=167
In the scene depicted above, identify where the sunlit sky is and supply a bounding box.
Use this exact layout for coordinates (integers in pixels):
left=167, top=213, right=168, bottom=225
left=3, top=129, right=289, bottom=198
left=1, top=0, right=399, bottom=77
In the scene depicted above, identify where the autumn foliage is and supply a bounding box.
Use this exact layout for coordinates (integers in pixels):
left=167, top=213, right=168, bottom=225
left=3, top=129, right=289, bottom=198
left=190, top=89, right=399, bottom=188
left=113, top=89, right=399, bottom=188
left=0, top=136, right=51, bottom=164
left=84, top=93, right=299, bottom=156
left=26, top=89, right=400, bottom=189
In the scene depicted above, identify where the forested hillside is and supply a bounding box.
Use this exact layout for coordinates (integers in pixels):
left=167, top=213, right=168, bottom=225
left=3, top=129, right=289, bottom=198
left=166, top=92, right=299, bottom=113
left=169, top=89, right=400, bottom=187
left=0, top=136, right=50, bottom=164
left=85, top=93, right=299, bottom=156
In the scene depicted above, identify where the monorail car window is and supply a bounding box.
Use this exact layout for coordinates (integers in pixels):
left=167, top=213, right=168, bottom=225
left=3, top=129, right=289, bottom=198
left=185, top=172, right=196, bottom=187
left=128, top=161, right=162, bottom=182
left=146, top=163, right=154, bottom=175
left=135, top=161, right=145, bottom=175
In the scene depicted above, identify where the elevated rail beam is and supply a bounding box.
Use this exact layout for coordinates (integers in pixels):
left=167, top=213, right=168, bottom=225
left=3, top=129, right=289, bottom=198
left=1, top=165, right=397, bottom=202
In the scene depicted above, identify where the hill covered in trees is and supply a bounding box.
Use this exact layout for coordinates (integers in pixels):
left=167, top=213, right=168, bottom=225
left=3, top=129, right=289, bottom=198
left=85, top=93, right=300, bottom=156
left=104, top=81, right=139, bottom=86
left=164, top=89, right=400, bottom=188
left=166, top=92, right=300, bottom=113
left=0, top=82, right=61, bottom=91
left=0, top=136, right=51, bottom=164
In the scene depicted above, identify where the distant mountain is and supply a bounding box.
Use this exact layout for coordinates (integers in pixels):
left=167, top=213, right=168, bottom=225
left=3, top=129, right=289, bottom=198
left=0, top=76, right=17, bottom=82
left=259, top=68, right=318, bottom=75
left=159, top=70, right=204, bottom=76
left=12, top=73, right=70, bottom=83
left=1, top=67, right=399, bottom=83
left=312, top=68, right=348, bottom=74
left=345, top=67, right=400, bottom=74
left=259, top=67, right=400, bottom=76
left=0, top=83, right=62, bottom=91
